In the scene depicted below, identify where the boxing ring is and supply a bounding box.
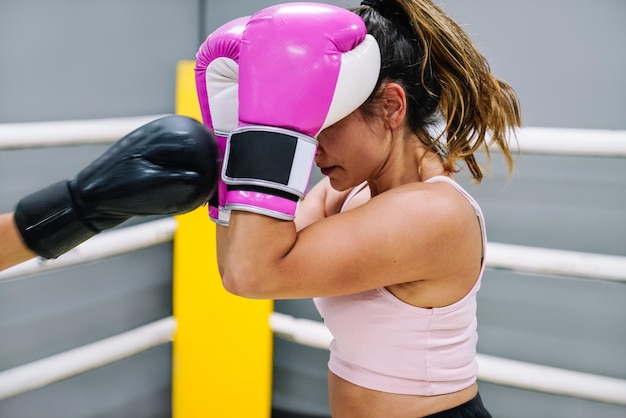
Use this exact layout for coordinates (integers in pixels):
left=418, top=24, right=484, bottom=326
left=0, top=61, right=625, bottom=417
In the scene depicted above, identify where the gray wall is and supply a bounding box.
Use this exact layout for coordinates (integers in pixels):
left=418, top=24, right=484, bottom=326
left=440, top=0, right=626, bottom=130
left=2, top=0, right=625, bottom=129
left=0, top=1, right=624, bottom=417
left=0, top=0, right=201, bottom=123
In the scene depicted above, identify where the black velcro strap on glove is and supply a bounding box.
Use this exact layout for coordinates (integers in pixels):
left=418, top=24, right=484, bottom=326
left=222, top=126, right=317, bottom=199
left=14, top=181, right=98, bottom=259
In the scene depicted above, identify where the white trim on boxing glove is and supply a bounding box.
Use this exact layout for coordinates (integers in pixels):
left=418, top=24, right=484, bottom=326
left=206, top=57, right=240, bottom=137
left=224, top=190, right=300, bottom=221
left=319, top=34, right=381, bottom=133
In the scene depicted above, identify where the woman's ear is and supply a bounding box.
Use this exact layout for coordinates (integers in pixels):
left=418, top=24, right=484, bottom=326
left=382, top=82, right=406, bottom=130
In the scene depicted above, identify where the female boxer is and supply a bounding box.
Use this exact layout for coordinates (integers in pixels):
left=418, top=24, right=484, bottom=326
left=207, top=2, right=520, bottom=416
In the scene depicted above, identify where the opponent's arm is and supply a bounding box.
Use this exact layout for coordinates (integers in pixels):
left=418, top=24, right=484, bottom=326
left=4, top=115, right=217, bottom=268
left=0, top=212, right=36, bottom=271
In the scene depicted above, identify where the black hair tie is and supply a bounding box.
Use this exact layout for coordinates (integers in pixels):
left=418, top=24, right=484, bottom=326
left=360, top=0, right=414, bottom=36
left=360, top=0, right=380, bottom=7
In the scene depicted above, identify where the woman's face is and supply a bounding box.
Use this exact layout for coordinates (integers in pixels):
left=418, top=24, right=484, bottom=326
left=315, top=109, right=389, bottom=191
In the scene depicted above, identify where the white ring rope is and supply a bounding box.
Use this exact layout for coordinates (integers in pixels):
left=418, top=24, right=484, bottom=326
left=0, top=217, right=177, bottom=283
left=2, top=224, right=622, bottom=284
left=476, top=353, right=626, bottom=407
left=269, top=312, right=626, bottom=406
left=0, top=316, right=176, bottom=401
left=486, top=242, right=626, bottom=282
left=0, top=115, right=168, bottom=149
left=1, top=117, right=625, bottom=156
left=0, top=219, right=177, bottom=401
left=510, top=126, right=626, bottom=157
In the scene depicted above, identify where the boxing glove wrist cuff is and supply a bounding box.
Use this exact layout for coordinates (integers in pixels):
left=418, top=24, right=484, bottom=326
left=13, top=181, right=98, bottom=259
left=224, top=190, right=298, bottom=221
left=222, top=126, right=317, bottom=200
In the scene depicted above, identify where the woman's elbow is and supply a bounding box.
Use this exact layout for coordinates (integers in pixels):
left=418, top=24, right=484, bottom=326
left=220, top=262, right=269, bottom=299
left=221, top=270, right=247, bottom=297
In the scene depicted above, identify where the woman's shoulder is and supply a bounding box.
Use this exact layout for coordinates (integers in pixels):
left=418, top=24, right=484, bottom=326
left=376, top=178, right=464, bottom=207
left=369, top=179, right=477, bottom=233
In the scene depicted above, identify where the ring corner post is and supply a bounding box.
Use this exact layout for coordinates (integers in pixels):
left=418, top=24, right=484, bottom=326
left=172, top=60, right=274, bottom=418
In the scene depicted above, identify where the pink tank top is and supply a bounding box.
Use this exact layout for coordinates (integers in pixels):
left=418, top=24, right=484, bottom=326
left=313, top=176, right=487, bottom=396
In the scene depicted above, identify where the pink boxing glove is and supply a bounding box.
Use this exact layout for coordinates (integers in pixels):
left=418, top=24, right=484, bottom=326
left=222, top=2, right=380, bottom=220
left=195, top=16, right=249, bottom=225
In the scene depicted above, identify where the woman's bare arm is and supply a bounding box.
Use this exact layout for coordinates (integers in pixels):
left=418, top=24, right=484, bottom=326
left=219, top=182, right=476, bottom=300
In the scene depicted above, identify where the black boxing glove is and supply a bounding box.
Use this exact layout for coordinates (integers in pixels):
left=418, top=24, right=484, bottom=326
left=14, top=115, right=218, bottom=259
